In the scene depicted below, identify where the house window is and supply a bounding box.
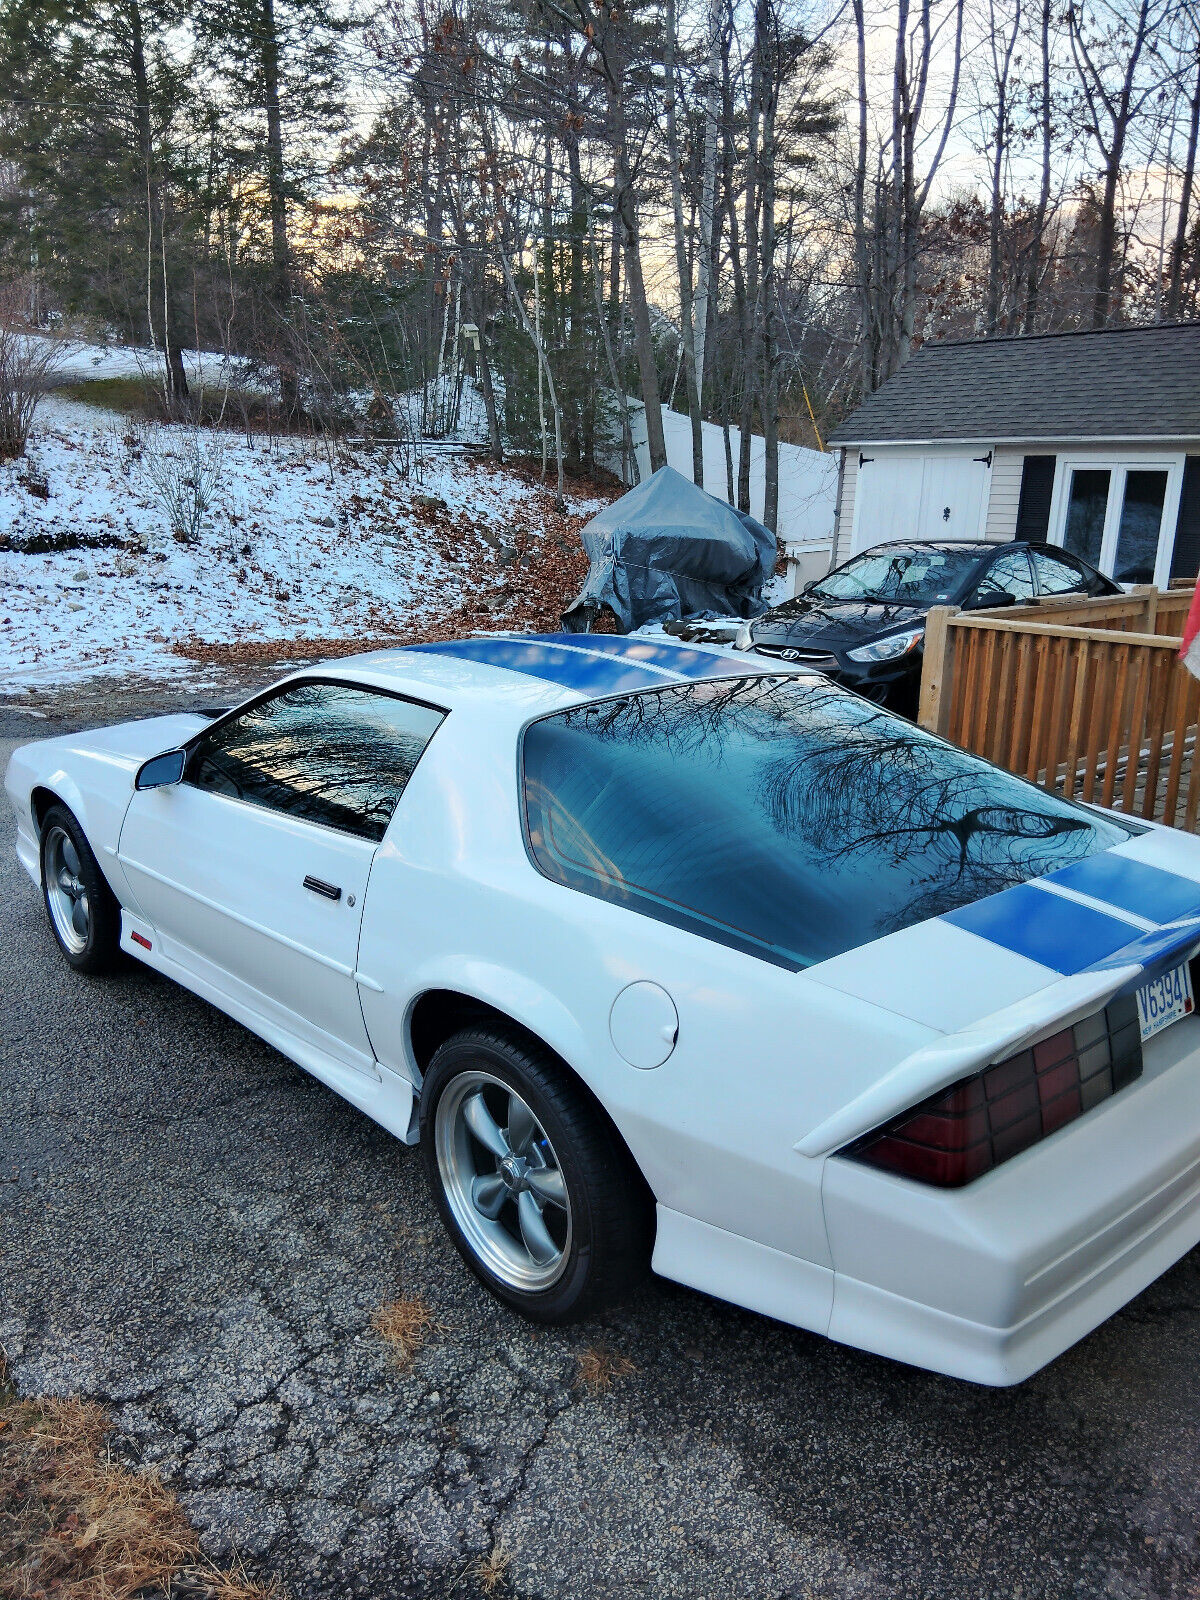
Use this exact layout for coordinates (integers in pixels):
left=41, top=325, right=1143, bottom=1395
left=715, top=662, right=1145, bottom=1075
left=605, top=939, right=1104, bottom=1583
left=1050, top=457, right=1184, bottom=587
left=1113, top=471, right=1169, bottom=583
left=1063, top=470, right=1110, bottom=568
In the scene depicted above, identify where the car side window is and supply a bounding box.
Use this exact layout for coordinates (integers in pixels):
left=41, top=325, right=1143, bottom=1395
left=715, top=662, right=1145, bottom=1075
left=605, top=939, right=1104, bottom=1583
left=1032, top=549, right=1091, bottom=596
left=186, top=681, right=446, bottom=842
left=974, top=549, right=1036, bottom=603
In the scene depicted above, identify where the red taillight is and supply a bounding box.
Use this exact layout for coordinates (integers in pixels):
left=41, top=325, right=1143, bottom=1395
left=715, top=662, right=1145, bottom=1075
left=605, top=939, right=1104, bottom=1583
left=848, top=995, right=1143, bottom=1188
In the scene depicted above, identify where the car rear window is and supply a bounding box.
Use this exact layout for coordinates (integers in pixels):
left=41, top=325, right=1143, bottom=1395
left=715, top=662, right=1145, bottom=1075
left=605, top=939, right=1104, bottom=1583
left=521, top=676, right=1135, bottom=970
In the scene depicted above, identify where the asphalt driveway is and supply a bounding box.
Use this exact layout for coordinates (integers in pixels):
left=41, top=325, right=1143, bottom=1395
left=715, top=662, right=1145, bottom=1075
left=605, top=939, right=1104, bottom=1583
left=3, top=692, right=1200, bottom=1599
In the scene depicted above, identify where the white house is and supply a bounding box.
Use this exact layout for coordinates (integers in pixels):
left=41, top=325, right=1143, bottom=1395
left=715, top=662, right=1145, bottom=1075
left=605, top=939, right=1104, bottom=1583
left=825, top=323, right=1200, bottom=588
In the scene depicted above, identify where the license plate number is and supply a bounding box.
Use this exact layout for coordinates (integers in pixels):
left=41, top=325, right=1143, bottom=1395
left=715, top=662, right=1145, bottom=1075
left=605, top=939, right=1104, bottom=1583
left=1136, top=963, right=1195, bottom=1042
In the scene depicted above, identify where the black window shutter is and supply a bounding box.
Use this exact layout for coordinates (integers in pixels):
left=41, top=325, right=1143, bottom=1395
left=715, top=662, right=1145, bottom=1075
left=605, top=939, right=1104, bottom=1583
left=1014, top=455, right=1056, bottom=543
left=1170, top=457, right=1200, bottom=582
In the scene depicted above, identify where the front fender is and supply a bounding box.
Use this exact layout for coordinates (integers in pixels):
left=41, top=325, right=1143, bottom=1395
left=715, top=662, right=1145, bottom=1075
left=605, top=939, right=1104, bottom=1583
left=7, top=748, right=136, bottom=906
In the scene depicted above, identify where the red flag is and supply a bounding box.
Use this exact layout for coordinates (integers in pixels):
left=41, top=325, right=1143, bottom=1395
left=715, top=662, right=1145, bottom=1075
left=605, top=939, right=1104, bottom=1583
left=1181, top=583, right=1200, bottom=680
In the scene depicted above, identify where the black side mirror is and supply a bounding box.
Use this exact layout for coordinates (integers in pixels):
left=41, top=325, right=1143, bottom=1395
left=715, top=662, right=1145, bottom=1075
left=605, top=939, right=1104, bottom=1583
left=135, top=748, right=186, bottom=790
left=964, top=588, right=1016, bottom=612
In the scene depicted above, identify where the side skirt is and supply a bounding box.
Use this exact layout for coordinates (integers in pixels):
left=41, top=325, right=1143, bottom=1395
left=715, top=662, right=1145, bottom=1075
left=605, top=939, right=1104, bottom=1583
left=119, top=912, right=418, bottom=1146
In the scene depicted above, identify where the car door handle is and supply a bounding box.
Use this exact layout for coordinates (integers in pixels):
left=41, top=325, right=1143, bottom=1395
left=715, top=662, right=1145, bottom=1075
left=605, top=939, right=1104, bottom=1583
left=303, top=875, right=342, bottom=902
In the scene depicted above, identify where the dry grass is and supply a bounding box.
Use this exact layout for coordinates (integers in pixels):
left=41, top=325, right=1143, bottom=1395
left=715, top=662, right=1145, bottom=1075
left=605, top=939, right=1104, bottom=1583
left=0, top=1369, right=280, bottom=1600
left=370, top=1295, right=436, bottom=1371
left=573, top=1345, right=637, bottom=1397
left=468, top=1544, right=513, bottom=1595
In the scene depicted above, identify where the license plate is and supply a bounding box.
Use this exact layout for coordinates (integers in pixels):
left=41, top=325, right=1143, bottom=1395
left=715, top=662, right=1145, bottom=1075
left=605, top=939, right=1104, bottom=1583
left=1136, top=962, right=1195, bottom=1042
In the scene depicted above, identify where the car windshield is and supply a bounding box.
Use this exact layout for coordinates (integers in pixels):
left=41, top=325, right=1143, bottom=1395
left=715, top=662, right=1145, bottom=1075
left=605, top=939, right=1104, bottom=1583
left=522, top=676, right=1134, bottom=971
left=808, top=546, right=983, bottom=606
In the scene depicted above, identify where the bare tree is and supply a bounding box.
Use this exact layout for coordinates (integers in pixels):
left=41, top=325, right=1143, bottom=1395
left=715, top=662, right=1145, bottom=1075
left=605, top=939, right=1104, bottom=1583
left=1068, top=0, right=1174, bottom=328
left=1166, top=5, right=1200, bottom=319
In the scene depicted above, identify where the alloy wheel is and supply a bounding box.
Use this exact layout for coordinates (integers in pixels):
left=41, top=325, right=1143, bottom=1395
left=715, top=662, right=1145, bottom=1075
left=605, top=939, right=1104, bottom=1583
left=434, top=1069, right=573, bottom=1292
left=44, top=825, right=91, bottom=956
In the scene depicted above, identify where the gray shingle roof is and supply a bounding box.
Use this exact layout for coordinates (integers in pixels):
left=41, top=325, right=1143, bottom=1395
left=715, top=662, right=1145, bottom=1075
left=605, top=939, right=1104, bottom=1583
left=827, top=323, right=1200, bottom=446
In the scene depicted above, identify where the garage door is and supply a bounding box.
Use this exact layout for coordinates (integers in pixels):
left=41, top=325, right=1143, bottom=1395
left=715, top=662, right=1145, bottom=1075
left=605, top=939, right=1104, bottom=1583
left=852, top=452, right=992, bottom=552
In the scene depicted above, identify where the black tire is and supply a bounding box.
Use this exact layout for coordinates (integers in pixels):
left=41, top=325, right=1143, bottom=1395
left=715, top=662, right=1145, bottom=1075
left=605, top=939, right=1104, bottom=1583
left=39, top=803, right=123, bottom=974
left=420, top=1026, right=649, bottom=1323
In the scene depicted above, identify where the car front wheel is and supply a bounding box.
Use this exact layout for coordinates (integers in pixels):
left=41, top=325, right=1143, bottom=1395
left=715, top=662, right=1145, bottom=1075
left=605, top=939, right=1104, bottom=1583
left=420, top=1026, right=649, bottom=1322
left=39, top=804, right=123, bottom=974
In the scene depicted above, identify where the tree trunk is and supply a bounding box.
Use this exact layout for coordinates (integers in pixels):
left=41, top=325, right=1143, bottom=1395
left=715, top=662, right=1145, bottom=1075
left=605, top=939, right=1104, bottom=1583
left=1167, top=44, right=1200, bottom=322
left=609, top=74, right=666, bottom=473
left=260, top=0, right=298, bottom=420
left=736, top=26, right=762, bottom=514
left=758, top=0, right=779, bottom=538
left=129, top=0, right=188, bottom=412
left=693, top=0, right=722, bottom=397
left=499, top=249, right=565, bottom=509
left=851, top=0, right=874, bottom=395
left=474, top=305, right=503, bottom=463
left=588, top=211, right=639, bottom=485
left=664, top=0, right=703, bottom=486
left=1023, top=0, right=1053, bottom=332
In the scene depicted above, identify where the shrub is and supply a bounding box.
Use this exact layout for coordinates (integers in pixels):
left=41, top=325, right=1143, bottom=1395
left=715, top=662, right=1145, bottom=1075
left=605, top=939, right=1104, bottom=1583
left=0, top=279, right=67, bottom=460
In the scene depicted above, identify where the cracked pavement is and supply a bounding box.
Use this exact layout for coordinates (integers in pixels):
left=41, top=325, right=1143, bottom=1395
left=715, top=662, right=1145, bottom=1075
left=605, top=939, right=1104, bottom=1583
left=3, top=692, right=1200, bottom=1599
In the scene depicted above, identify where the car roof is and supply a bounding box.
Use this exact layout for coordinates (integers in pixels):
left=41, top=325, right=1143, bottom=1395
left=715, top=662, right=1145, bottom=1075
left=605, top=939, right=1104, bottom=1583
left=306, top=632, right=795, bottom=715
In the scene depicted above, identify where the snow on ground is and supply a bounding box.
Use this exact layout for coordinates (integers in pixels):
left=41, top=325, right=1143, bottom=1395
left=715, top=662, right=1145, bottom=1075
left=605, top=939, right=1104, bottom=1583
left=2, top=383, right=609, bottom=689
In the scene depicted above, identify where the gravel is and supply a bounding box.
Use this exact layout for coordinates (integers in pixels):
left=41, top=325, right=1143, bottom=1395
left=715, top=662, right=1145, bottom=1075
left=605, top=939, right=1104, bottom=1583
left=3, top=688, right=1200, bottom=1599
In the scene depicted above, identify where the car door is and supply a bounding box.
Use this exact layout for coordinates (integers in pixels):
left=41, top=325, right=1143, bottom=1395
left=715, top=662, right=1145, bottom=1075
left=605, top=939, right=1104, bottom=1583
left=969, top=548, right=1036, bottom=606
left=119, top=679, right=445, bottom=1075
left=1031, top=547, right=1109, bottom=598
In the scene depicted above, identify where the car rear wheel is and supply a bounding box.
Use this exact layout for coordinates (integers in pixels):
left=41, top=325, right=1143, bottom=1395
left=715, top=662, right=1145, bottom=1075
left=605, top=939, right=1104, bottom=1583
left=420, top=1026, right=649, bottom=1322
left=39, top=804, right=123, bottom=974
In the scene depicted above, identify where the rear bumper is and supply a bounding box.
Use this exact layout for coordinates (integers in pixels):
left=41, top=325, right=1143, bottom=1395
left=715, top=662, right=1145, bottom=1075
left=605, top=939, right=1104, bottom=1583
left=822, top=1015, right=1200, bottom=1383
left=827, top=1151, right=1200, bottom=1384
left=655, top=1018, right=1200, bottom=1385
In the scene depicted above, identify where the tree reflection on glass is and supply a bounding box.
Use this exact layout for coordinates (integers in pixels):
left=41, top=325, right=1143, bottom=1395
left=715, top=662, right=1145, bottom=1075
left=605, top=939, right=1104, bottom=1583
left=190, top=681, right=445, bottom=841
left=523, top=676, right=1132, bottom=969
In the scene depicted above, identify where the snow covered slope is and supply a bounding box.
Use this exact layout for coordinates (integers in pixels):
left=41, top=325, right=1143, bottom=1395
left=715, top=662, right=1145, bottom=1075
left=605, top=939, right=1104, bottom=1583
left=1, top=387, right=608, bottom=689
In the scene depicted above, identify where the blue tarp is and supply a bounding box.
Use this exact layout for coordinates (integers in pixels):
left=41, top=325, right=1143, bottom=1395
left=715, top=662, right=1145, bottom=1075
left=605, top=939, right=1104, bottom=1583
left=561, top=465, right=776, bottom=634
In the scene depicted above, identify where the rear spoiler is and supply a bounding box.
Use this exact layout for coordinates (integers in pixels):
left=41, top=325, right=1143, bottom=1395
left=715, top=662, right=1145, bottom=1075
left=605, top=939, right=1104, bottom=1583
left=795, top=965, right=1144, bottom=1159
left=797, top=911, right=1200, bottom=1160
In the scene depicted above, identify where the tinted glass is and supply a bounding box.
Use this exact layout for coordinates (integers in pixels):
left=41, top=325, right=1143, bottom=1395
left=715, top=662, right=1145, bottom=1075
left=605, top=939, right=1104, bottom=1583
left=1113, top=470, right=1167, bottom=584
left=809, top=546, right=982, bottom=606
left=523, top=677, right=1132, bottom=971
left=188, top=681, right=445, bottom=841
left=974, top=549, right=1035, bottom=602
left=1063, top=469, right=1110, bottom=567
left=1033, top=548, right=1089, bottom=596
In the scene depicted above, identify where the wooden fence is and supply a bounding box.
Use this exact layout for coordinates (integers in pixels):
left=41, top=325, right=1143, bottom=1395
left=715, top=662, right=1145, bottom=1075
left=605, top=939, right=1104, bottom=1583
left=918, top=586, right=1200, bottom=830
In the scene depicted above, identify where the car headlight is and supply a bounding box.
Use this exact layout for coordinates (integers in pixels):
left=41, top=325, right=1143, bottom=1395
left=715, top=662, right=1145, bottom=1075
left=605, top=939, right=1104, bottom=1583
left=846, top=627, right=924, bottom=664
left=734, top=621, right=754, bottom=651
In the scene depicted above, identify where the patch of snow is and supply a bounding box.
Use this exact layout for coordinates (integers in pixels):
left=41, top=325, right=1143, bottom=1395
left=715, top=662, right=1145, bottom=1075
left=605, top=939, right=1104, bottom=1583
left=1, top=393, right=607, bottom=688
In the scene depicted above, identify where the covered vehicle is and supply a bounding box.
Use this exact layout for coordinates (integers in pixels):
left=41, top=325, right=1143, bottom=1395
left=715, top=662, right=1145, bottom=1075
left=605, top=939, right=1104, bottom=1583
left=562, top=465, right=775, bottom=634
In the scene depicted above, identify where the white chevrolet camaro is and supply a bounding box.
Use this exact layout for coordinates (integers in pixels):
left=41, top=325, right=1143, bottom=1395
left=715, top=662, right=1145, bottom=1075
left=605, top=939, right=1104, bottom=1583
left=8, top=633, right=1200, bottom=1385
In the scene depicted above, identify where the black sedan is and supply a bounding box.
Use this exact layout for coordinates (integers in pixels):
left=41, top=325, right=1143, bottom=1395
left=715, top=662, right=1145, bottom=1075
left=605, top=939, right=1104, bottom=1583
left=732, top=540, right=1119, bottom=715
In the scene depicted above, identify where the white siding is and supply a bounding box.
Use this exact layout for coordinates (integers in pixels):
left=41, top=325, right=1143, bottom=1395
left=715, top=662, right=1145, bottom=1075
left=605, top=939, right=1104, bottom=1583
left=833, top=449, right=856, bottom=566
left=984, top=448, right=1025, bottom=541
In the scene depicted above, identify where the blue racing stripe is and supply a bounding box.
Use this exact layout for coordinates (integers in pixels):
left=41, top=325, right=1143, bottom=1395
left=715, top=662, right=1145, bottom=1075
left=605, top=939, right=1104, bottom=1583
left=534, top=632, right=757, bottom=681
left=1088, top=916, right=1200, bottom=993
left=406, top=636, right=672, bottom=695
left=943, top=882, right=1146, bottom=973
left=407, top=632, right=762, bottom=694
left=1046, top=853, right=1200, bottom=925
